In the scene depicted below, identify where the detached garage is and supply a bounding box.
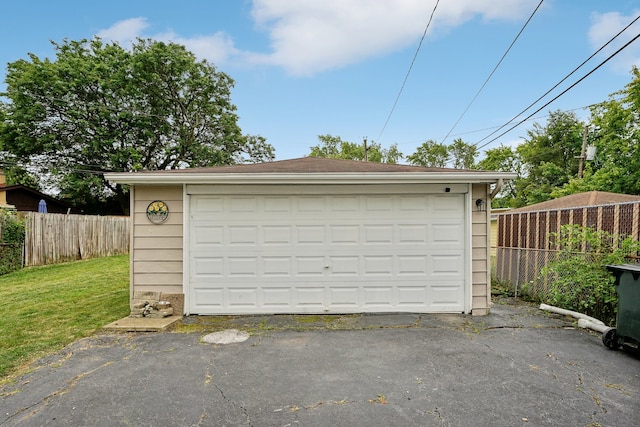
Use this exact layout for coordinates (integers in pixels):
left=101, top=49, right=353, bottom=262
left=106, top=157, right=515, bottom=316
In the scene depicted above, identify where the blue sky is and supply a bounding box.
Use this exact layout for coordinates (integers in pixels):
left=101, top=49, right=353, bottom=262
left=1, top=0, right=639, bottom=163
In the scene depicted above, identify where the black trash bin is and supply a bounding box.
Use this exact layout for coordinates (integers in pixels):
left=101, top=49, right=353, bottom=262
left=603, top=264, right=640, bottom=351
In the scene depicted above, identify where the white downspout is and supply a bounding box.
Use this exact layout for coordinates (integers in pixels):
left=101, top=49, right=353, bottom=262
left=490, top=178, right=503, bottom=200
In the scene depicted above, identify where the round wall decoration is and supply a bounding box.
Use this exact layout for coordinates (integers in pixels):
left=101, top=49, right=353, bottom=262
left=146, top=200, right=169, bottom=224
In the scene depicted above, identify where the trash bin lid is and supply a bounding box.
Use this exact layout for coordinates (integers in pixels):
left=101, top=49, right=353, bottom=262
left=606, top=264, right=640, bottom=280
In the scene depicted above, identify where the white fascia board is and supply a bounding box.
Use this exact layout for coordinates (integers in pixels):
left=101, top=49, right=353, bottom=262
left=104, top=171, right=518, bottom=186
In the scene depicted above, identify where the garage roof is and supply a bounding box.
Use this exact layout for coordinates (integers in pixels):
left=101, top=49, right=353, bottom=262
left=105, top=157, right=516, bottom=185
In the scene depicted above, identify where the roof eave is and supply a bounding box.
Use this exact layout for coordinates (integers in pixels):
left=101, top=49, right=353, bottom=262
left=104, top=171, right=518, bottom=185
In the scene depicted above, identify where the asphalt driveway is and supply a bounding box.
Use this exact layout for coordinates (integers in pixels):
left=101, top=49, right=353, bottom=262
left=2, top=298, right=639, bottom=427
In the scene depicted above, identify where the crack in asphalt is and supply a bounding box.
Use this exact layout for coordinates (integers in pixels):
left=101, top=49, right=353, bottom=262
left=1, top=361, right=114, bottom=426
left=213, top=383, right=252, bottom=426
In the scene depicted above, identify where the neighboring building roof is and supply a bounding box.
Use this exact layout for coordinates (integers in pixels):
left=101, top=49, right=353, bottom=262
left=0, top=184, right=77, bottom=213
left=105, top=157, right=517, bottom=185
left=511, top=191, right=640, bottom=213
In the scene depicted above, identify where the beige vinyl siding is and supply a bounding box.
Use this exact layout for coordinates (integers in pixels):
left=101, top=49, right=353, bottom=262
left=471, top=183, right=491, bottom=315
left=132, top=185, right=184, bottom=296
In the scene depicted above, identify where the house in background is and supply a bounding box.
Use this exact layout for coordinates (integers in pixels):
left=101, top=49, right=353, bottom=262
left=490, top=207, right=511, bottom=257
left=0, top=170, right=76, bottom=214
left=508, top=191, right=640, bottom=213
left=106, top=157, right=516, bottom=317
left=0, top=171, right=15, bottom=210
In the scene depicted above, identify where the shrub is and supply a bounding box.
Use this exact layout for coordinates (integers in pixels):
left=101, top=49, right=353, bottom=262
left=0, top=210, right=25, bottom=275
left=539, top=224, right=640, bottom=326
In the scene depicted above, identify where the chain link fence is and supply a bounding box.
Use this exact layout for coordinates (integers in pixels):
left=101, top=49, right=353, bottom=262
left=494, top=201, right=640, bottom=301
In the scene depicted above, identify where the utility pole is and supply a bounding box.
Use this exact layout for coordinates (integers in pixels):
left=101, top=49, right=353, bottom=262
left=363, top=136, right=368, bottom=162
left=578, top=125, right=588, bottom=179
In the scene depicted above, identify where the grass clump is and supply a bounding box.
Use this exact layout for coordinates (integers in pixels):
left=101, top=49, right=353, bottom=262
left=0, top=255, right=129, bottom=379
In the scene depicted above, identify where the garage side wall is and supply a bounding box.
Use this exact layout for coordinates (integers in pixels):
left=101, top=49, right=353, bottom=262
left=131, top=185, right=184, bottom=310
left=471, top=183, right=491, bottom=315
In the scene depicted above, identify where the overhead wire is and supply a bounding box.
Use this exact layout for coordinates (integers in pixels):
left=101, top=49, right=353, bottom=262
left=474, top=30, right=640, bottom=152
left=376, top=0, right=440, bottom=142
left=472, top=11, right=640, bottom=150
left=439, top=0, right=544, bottom=145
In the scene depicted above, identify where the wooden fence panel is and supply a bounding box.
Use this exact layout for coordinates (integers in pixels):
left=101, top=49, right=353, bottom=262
left=23, top=212, right=130, bottom=266
left=495, top=200, right=640, bottom=289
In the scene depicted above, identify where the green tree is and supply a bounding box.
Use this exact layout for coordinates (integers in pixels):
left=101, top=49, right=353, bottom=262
left=513, top=110, right=584, bottom=207
left=0, top=37, right=274, bottom=213
left=448, top=138, right=477, bottom=169
left=406, top=140, right=448, bottom=168
left=309, top=134, right=402, bottom=163
left=475, top=144, right=520, bottom=207
left=2, top=165, right=40, bottom=190
left=558, top=67, right=640, bottom=197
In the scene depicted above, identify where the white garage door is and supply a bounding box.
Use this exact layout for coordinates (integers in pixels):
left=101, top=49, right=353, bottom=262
left=187, top=189, right=466, bottom=314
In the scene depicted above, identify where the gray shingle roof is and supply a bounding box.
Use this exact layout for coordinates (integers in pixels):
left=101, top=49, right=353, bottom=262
left=136, top=157, right=467, bottom=174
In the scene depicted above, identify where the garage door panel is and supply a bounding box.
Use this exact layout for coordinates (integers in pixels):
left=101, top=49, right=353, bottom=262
left=329, top=225, right=359, bottom=244
left=331, top=196, right=360, bottom=212
left=193, top=287, right=224, bottom=309
left=228, top=257, right=258, bottom=276
left=189, top=192, right=467, bottom=314
left=228, top=287, right=259, bottom=308
left=297, top=225, right=325, bottom=244
left=397, top=286, right=428, bottom=306
left=228, top=226, right=259, bottom=245
left=363, top=256, right=394, bottom=276
left=433, top=195, right=464, bottom=213
left=398, top=256, right=428, bottom=275
left=263, top=226, right=292, bottom=244
left=329, top=286, right=359, bottom=307
left=263, top=287, right=292, bottom=307
left=430, top=222, right=465, bottom=248
left=264, top=196, right=291, bottom=212
left=362, top=286, right=395, bottom=307
left=192, top=256, right=224, bottom=277
left=430, top=283, right=465, bottom=308
left=297, top=196, right=326, bottom=213
left=365, top=196, right=393, bottom=212
left=295, top=287, right=325, bottom=307
left=364, top=225, right=394, bottom=243
left=229, top=196, right=258, bottom=213
left=192, top=281, right=463, bottom=313
left=296, top=257, right=326, bottom=276
left=398, top=225, right=428, bottom=243
left=430, top=254, right=465, bottom=278
left=261, top=256, right=292, bottom=276
left=328, top=256, right=359, bottom=276
left=191, top=197, right=224, bottom=217
left=192, top=226, right=224, bottom=246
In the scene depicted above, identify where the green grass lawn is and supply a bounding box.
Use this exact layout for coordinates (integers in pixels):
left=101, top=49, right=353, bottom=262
left=0, top=255, right=129, bottom=380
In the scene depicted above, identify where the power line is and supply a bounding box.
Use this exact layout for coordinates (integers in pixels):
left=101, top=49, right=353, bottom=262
left=440, top=0, right=544, bottom=145
left=377, top=0, right=440, bottom=142
left=472, top=12, right=640, bottom=150
left=474, top=30, right=640, bottom=152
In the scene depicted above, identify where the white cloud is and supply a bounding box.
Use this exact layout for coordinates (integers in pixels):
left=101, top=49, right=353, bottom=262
left=154, top=31, right=239, bottom=64
left=96, top=0, right=541, bottom=75
left=97, top=17, right=149, bottom=46
left=97, top=19, right=239, bottom=66
left=248, top=0, right=540, bottom=75
left=588, top=11, right=640, bottom=74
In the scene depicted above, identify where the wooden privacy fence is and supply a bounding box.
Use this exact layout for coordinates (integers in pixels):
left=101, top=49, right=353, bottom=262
left=495, top=201, right=640, bottom=294
left=23, top=212, right=130, bottom=266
